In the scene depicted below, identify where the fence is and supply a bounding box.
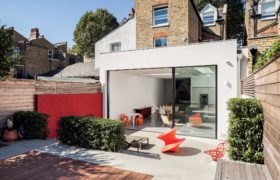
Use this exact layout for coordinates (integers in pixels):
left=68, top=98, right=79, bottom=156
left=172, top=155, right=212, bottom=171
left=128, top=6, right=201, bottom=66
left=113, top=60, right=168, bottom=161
left=0, top=79, right=101, bottom=127
left=243, top=57, right=280, bottom=180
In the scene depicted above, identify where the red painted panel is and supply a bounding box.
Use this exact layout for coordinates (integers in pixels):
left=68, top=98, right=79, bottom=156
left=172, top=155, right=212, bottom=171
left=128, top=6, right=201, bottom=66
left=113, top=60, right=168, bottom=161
left=37, top=93, right=103, bottom=139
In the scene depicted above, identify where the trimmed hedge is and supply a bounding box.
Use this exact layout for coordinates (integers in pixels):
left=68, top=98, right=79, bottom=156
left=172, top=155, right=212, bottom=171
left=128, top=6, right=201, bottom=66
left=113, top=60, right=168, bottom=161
left=13, top=111, right=49, bottom=139
left=227, top=98, right=264, bottom=164
left=57, top=116, right=126, bottom=152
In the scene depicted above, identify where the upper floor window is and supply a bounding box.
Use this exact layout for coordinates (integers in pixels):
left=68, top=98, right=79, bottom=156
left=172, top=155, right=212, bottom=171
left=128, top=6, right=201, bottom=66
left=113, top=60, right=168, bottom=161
left=110, top=42, right=121, bottom=52
left=153, top=6, right=168, bottom=26
left=48, top=50, right=54, bottom=59
left=200, top=4, right=218, bottom=27
left=12, top=46, right=20, bottom=60
left=202, top=11, right=215, bottom=26
left=154, top=37, right=168, bottom=47
left=260, top=0, right=277, bottom=19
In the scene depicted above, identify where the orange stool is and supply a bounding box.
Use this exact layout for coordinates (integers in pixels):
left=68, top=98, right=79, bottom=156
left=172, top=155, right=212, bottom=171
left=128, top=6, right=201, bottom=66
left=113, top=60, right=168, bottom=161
left=157, top=128, right=185, bottom=153
left=120, top=114, right=131, bottom=127
left=136, top=115, right=144, bottom=126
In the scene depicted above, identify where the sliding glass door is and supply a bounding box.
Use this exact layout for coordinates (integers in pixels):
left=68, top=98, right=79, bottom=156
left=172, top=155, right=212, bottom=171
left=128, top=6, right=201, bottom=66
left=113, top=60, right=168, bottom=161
left=173, top=66, right=217, bottom=138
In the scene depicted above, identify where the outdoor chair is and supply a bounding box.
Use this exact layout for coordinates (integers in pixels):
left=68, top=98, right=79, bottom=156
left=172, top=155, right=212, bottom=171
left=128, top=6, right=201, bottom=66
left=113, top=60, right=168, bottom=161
left=188, top=113, right=203, bottom=127
left=161, top=115, right=184, bottom=127
left=157, top=128, right=185, bottom=153
left=120, top=114, right=131, bottom=127
left=204, top=141, right=228, bottom=161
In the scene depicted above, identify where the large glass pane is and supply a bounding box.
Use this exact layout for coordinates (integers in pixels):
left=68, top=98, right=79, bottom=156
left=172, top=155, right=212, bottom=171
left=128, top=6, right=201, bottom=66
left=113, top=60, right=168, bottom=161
left=174, top=66, right=217, bottom=138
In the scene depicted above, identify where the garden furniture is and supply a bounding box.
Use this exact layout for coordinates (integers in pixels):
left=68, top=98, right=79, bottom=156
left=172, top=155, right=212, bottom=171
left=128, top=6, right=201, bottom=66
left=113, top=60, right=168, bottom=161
left=120, top=114, right=131, bottom=127
left=157, top=128, right=185, bottom=153
left=204, top=141, right=227, bottom=161
left=124, top=135, right=149, bottom=153
left=161, top=115, right=184, bottom=127
left=188, top=113, right=203, bottom=127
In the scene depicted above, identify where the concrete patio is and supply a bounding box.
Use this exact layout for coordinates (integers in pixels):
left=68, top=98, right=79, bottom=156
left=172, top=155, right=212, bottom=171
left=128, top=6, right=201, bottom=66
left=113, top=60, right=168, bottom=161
left=0, top=130, right=225, bottom=180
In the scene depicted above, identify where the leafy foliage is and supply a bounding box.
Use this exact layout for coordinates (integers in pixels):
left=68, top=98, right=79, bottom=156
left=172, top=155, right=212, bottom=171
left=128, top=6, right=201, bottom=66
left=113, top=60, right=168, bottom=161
left=227, top=98, right=264, bottom=164
left=57, top=116, right=126, bottom=152
left=0, top=26, right=17, bottom=80
left=13, top=111, right=49, bottom=139
left=254, top=40, right=280, bottom=71
left=73, top=9, right=119, bottom=58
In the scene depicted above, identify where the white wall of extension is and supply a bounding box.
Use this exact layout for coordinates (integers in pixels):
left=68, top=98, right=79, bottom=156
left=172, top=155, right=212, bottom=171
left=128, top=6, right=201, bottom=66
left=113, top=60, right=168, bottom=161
left=95, top=18, right=136, bottom=58
left=109, top=71, right=165, bottom=119
left=96, top=40, right=238, bottom=139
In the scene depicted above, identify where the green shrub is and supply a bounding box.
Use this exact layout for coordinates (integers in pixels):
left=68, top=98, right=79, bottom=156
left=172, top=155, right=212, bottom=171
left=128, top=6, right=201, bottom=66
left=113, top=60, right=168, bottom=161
left=254, top=40, right=280, bottom=71
left=227, top=98, right=264, bottom=164
left=13, top=111, right=49, bottom=139
left=57, top=116, right=126, bottom=152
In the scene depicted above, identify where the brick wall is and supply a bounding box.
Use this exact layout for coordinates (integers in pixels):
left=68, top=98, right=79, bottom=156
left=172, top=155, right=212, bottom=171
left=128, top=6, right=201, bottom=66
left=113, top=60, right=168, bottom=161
left=135, top=0, right=201, bottom=49
left=247, top=36, right=280, bottom=74
left=243, top=57, right=280, bottom=180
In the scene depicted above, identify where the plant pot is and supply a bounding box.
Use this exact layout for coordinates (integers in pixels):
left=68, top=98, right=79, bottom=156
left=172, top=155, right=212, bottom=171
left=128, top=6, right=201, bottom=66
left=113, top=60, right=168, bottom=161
left=3, top=130, right=18, bottom=142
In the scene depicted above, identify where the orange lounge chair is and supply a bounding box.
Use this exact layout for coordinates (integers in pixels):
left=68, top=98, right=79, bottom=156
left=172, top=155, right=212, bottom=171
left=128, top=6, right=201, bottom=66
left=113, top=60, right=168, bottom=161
left=136, top=114, right=144, bottom=126
left=204, top=141, right=227, bottom=161
left=189, top=113, right=203, bottom=127
left=120, top=114, right=131, bottom=127
left=157, top=128, right=185, bottom=153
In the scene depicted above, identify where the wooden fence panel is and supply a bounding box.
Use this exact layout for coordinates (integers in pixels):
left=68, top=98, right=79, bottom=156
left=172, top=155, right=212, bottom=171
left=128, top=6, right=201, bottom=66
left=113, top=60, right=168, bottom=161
left=242, top=74, right=255, bottom=97
left=0, top=79, right=101, bottom=127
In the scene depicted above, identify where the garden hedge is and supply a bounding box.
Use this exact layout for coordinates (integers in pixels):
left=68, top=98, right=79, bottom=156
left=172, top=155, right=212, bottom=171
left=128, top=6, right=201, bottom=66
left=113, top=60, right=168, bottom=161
left=13, top=111, right=49, bottom=139
left=227, top=98, right=264, bottom=164
left=57, top=116, right=126, bottom=152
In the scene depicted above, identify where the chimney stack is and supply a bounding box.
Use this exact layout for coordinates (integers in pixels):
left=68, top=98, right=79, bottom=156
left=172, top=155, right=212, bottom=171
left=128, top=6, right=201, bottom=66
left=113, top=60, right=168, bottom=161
left=30, top=28, right=39, bottom=40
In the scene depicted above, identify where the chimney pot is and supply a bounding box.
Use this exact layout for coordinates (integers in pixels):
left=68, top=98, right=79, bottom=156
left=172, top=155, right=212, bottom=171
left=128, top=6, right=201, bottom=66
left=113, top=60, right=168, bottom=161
left=30, top=28, right=40, bottom=40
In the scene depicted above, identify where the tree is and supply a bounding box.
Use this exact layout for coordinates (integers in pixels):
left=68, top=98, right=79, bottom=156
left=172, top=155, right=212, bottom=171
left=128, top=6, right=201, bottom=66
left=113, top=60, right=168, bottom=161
left=73, top=9, right=119, bottom=58
left=0, top=26, right=16, bottom=80
left=193, top=0, right=245, bottom=41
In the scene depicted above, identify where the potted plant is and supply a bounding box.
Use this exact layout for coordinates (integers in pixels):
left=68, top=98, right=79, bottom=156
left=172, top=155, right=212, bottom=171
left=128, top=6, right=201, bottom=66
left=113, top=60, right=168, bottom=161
left=2, top=118, right=19, bottom=142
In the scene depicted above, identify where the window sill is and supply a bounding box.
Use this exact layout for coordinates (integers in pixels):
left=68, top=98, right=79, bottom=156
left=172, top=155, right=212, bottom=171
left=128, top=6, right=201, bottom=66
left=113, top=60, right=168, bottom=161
left=261, top=16, right=276, bottom=21
left=203, top=23, right=216, bottom=27
left=152, top=23, right=169, bottom=28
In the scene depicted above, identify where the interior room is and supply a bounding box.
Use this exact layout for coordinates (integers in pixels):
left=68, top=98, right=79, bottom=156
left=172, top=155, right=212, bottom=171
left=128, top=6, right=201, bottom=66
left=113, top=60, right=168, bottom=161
left=108, top=66, right=217, bottom=138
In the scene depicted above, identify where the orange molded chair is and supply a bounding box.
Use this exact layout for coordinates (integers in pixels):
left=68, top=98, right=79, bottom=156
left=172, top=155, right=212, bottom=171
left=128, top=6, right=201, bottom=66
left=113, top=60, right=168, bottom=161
left=204, top=141, right=227, bottom=161
left=189, top=113, right=203, bottom=127
left=120, top=114, right=131, bottom=127
left=136, top=115, right=144, bottom=126
left=157, top=128, right=185, bottom=153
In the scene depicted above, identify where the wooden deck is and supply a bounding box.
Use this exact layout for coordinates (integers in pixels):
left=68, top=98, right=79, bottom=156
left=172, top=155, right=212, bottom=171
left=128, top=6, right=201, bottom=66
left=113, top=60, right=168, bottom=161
left=215, top=159, right=272, bottom=180
left=0, top=151, right=153, bottom=180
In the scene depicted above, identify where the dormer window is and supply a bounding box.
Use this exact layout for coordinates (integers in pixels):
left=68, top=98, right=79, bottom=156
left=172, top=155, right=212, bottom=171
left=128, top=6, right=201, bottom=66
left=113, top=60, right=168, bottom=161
left=259, top=0, right=279, bottom=20
left=200, top=4, right=218, bottom=27
left=202, top=11, right=215, bottom=26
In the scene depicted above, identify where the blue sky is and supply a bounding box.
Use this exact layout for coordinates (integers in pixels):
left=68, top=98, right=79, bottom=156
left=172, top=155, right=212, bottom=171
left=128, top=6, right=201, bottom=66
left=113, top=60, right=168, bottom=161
left=0, top=0, right=134, bottom=48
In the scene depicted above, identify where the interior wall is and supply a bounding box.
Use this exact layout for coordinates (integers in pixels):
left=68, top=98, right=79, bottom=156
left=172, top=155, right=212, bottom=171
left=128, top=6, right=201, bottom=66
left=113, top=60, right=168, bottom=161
left=164, top=79, right=173, bottom=104
left=109, top=71, right=164, bottom=119
left=191, top=74, right=216, bottom=105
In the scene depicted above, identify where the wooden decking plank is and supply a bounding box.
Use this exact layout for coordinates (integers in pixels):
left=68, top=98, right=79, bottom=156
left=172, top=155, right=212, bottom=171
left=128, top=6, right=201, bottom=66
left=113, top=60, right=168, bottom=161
left=214, top=160, right=223, bottom=180
left=0, top=151, right=152, bottom=180
left=245, top=163, right=254, bottom=180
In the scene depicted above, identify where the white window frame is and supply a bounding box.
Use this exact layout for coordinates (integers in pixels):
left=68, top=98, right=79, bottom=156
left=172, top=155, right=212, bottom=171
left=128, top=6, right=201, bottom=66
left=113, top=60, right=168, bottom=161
left=154, top=37, right=168, bottom=47
left=48, top=49, right=54, bottom=59
left=153, top=6, right=169, bottom=27
left=259, top=0, right=279, bottom=20
left=200, top=4, right=218, bottom=27
left=110, top=42, right=121, bottom=52
left=12, top=46, right=20, bottom=60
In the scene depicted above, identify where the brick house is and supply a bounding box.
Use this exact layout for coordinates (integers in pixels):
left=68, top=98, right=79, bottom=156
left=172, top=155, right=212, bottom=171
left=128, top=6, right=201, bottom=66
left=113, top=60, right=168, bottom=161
left=96, top=0, right=227, bottom=56
left=245, top=0, right=280, bottom=74
left=7, top=27, right=81, bottom=78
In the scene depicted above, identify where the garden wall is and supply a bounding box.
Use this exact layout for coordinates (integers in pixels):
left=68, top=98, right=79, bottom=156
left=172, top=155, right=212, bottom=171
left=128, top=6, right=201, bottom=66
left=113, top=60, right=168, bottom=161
left=0, top=79, right=101, bottom=127
left=243, top=57, right=280, bottom=180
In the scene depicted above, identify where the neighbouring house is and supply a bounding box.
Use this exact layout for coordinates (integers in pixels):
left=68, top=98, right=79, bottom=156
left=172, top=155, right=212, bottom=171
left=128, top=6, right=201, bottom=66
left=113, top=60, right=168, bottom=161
left=245, top=0, right=280, bottom=74
left=6, top=27, right=82, bottom=79
left=95, top=0, right=237, bottom=140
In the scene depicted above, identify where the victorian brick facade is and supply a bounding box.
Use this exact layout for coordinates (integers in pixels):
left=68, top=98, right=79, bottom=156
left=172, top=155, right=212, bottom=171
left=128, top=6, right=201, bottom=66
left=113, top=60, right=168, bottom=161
left=135, top=0, right=227, bottom=49
left=7, top=27, right=81, bottom=78
left=245, top=0, right=280, bottom=74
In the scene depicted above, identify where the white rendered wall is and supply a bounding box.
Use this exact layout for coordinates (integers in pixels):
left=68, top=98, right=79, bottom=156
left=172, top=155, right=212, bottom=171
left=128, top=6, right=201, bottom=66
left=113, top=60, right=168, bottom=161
left=97, top=40, right=238, bottom=139
left=109, top=71, right=165, bottom=119
left=240, top=48, right=249, bottom=81
left=95, top=18, right=136, bottom=58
